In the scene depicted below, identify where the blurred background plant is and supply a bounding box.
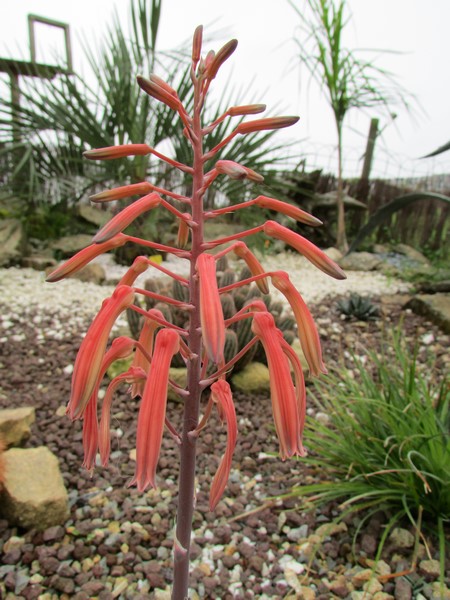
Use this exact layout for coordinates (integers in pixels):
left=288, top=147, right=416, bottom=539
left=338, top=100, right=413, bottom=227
left=288, top=329, right=449, bottom=579
left=0, top=0, right=298, bottom=246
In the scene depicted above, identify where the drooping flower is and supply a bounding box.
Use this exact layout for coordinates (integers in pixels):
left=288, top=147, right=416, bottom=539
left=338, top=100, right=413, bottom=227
left=93, top=193, right=161, bottom=243
left=98, top=367, right=147, bottom=466
left=130, top=309, right=165, bottom=397
left=68, top=286, right=135, bottom=420
left=118, top=256, right=150, bottom=287
left=209, top=380, right=238, bottom=510
left=251, top=310, right=304, bottom=459
left=233, top=241, right=269, bottom=294
left=45, top=234, right=127, bottom=282
left=264, top=220, right=346, bottom=280
left=197, top=253, right=225, bottom=364
left=81, top=336, right=136, bottom=469
left=129, top=328, right=180, bottom=491
left=271, top=271, right=326, bottom=376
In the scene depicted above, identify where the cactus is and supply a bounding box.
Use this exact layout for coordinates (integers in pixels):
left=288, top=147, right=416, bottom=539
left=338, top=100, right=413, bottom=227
left=223, top=329, right=239, bottom=365
left=220, top=293, right=236, bottom=321
left=219, top=269, right=236, bottom=288
left=216, top=254, right=229, bottom=273
left=172, top=278, right=189, bottom=303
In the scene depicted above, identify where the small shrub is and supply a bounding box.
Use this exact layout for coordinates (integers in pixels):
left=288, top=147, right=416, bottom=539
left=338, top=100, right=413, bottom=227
left=290, top=329, right=449, bottom=573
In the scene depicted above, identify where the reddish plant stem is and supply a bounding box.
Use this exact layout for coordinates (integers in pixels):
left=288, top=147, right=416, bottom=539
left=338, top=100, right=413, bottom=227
left=171, top=80, right=204, bottom=599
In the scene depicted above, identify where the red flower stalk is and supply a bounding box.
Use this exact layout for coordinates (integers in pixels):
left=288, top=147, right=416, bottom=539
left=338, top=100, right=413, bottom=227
left=129, top=328, right=180, bottom=491
left=209, top=380, right=238, bottom=510
left=197, top=253, right=225, bottom=364
left=252, top=311, right=305, bottom=459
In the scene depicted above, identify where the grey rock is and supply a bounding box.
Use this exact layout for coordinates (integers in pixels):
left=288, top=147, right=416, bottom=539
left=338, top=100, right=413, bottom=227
left=0, top=446, right=69, bottom=530
left=394, top=243, right=430, bottom=265
left=21, top=255, right=57, bottom=271
left=50, top=234, right=93, bottom=258
left=0, top=219, right=27, bottom=266
left=70, top=262, right=106, bottom=285
left=339, top=251, right=383, bottom=271
left=406, top=293, right=450, bottom=333
left=0, top=406, right=36, bottom=448
left=77, top=204, right=112, bottom=228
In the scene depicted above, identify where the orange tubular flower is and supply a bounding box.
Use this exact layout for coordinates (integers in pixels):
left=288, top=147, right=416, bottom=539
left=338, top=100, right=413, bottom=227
left=83, top=144, right=151, bottom=160
left=197, top=253, right=225, bottom=364
left=46, top=234, right=128, bottom=283
left=255, top=195, right=322, bottom=227
left=209, top=380, right=238, bottom=511
left=129, top=328, right=180, bottom=491
left=90, top=182, right=153, bottom=202
left=233, top=241, right=269, bottom=294
left=271, top=271, right=326, bottom=377
left=137, top=76, right=181, bottom=111
left=68, top=286, right=135, bottom=420
left=176, top=214, right=191, bottom=248
left=251, top=311, right=304, bottom=460
left=215, top=160, right=264, bottom=183
left=118, top=256, right=149, bottom=287
left=228, top=104, right=266, bottom=116
left=81, top=336, right=136, bottom=469
left=93, top=193, right=161, bottom=243
left=130, top=308, right=165, bottom=398
left=263, top=220, right=346, bottom=280
left=236, top=116, right=299, bottom=134
left=98, top=367, right=147, bottom=467
left=206, top=39, right=238, bottom=80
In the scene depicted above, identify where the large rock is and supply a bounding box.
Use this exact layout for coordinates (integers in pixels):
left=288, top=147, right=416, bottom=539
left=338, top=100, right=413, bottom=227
left=77, top=204, right=112, bottom=228
left=70, top=262, right=106, bottom=285
left=0, top=218, right=27, bottom=266
left=0, top=407, right=36, bottom=448
left=21, top=254, right=57, bottom=271
left=406, top=293, right=450, bottom=334
left=339, top=251, right=382, bottom=271
left=0, top=446, right=69, bottom=530
left=394, top=243, right=430, bottom=266
left=232, top=362, right=270, bottom=394
left=50, top=234, right=93, bottom=258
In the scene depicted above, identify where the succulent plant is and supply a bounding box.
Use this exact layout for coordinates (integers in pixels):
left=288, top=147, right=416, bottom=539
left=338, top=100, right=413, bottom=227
left=337, top=293, right=380, bottom=321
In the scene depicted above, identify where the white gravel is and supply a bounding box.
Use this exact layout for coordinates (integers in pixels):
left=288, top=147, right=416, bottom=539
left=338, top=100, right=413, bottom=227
left=0, top=251, right=410, bottom=338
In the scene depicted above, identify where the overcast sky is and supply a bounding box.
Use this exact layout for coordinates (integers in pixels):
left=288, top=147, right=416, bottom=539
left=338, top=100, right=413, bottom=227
left=1, top=0, right=449, bottom=180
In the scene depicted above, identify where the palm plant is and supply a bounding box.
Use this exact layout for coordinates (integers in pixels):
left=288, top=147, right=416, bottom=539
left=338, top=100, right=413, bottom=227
left=288, top=0, right=411, bottom=252
left=0, top=0, right=296, bottom=239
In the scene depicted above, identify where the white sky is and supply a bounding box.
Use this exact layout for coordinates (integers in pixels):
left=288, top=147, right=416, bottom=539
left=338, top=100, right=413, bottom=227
left=1, top=0, right=450, bottom=180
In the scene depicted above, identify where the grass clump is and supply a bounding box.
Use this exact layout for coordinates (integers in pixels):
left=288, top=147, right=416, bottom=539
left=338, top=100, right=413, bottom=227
left=292, top=329, right=449, bottom=575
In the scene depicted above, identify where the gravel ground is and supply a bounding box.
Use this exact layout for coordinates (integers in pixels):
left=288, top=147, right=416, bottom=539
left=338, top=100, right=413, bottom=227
left=0, top=258, right=448, bottom=599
